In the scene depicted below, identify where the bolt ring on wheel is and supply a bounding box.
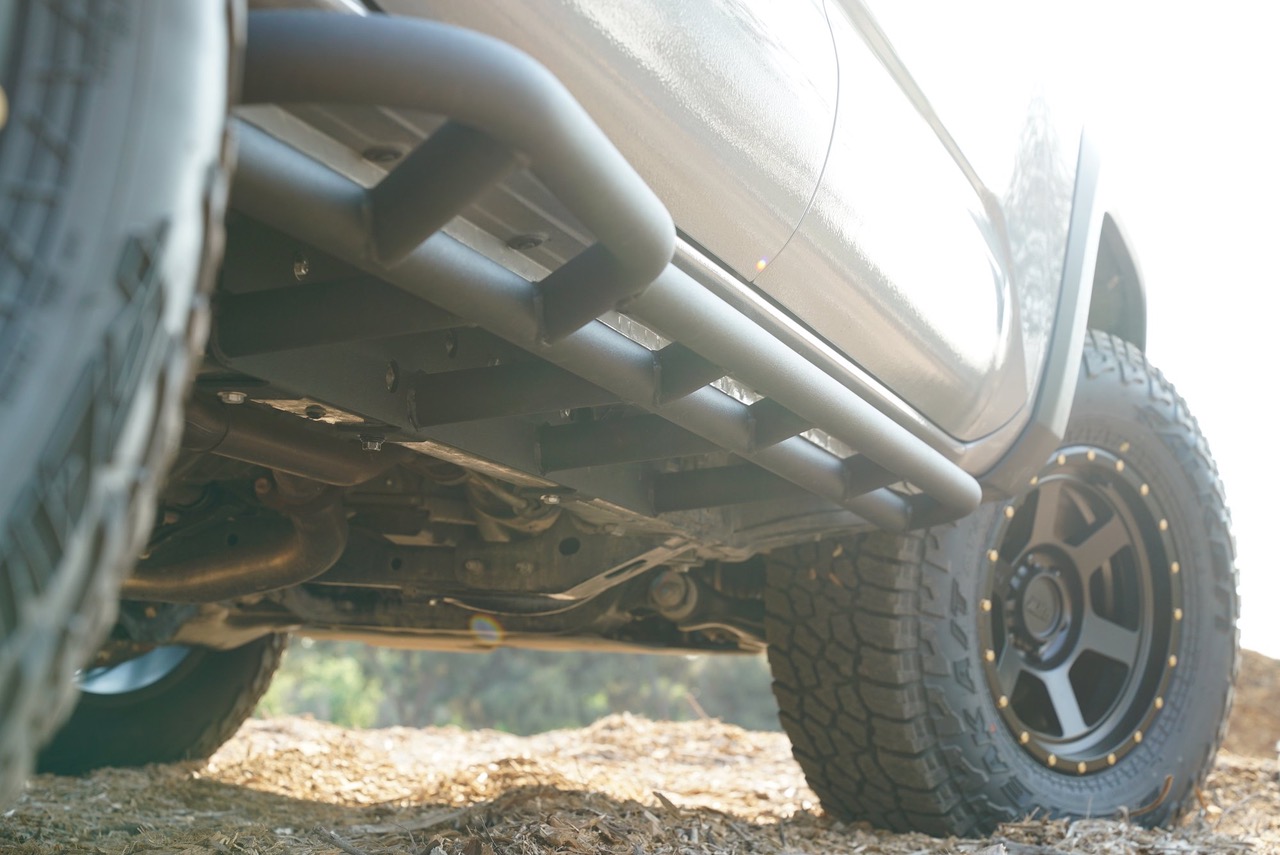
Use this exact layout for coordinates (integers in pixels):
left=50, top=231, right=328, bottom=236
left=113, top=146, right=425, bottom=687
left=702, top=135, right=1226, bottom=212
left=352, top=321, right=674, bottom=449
left=978, top=444, right=1184, bottom=774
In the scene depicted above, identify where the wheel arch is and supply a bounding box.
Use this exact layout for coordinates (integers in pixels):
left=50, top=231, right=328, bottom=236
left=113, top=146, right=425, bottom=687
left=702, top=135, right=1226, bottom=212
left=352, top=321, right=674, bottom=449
left=1086, top=212, right=1147, bottom=351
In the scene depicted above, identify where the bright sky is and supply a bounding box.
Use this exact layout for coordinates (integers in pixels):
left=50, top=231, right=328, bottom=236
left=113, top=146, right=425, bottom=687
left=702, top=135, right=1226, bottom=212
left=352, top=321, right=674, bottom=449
left=1074, top=3, right=1280, bottom=656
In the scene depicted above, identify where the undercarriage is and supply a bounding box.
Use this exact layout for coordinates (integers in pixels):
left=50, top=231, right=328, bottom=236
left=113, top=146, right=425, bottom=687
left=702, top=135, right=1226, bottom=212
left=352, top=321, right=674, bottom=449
left=119, top=9, right=990, bottom=656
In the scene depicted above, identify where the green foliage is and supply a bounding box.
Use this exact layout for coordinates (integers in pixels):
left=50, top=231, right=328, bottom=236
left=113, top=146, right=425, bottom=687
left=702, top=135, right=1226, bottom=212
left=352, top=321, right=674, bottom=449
left=258, top=641, right=382, bottom=728
left=258, top=638, right=781, bottom=734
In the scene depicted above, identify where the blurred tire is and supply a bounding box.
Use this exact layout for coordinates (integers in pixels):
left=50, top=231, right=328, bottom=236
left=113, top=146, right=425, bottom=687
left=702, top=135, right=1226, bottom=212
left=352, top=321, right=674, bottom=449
left=37, top=636, right=285, bottom=774
left=0, top=0, right=235, bottom=801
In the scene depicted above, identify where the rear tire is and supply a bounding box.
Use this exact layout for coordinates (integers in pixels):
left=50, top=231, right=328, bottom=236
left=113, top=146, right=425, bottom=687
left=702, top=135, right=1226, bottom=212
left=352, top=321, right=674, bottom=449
left=765, top=332, right=1237, bottom=835
left=37, top=636, right=285, bottom=774
left=0, top=1, right=234, bottom=801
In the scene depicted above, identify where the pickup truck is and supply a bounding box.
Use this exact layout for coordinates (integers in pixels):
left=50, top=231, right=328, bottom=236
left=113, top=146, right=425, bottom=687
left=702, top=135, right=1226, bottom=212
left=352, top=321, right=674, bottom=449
left=0, top=0, right=1236, bottom=837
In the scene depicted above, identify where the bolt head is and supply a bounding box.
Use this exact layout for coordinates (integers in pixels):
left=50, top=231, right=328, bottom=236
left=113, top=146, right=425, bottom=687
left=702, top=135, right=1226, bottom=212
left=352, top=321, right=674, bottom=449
left=292, top=253, right=310, bottom=280
left=540, top=493, right=562, bottom=505
left=506, top=232, right=548, bottom=251
left=218, top=390, right=247, bottom=405
left=362, top=145, right=403, bottom=164
left=359, top=434, right=385, bottom=452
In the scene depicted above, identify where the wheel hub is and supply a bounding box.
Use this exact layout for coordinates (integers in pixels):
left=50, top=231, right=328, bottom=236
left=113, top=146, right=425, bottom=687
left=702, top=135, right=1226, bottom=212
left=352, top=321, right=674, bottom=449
left=1018, top=569, right=1067, bottom=642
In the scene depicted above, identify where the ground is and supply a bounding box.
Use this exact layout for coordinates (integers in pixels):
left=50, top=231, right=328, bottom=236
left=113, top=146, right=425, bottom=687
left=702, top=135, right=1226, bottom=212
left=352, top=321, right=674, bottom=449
left=4, top=652, right=1278, bottom=855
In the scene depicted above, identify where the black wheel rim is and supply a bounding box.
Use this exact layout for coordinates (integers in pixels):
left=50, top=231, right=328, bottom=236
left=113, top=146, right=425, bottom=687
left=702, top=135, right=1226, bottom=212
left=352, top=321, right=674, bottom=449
left=979, top=444, right=1183, bottom=774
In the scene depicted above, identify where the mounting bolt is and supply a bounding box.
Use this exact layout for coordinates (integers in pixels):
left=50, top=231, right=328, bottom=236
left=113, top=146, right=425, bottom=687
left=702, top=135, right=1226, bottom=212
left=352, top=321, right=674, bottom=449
left=292, top=252, right=310, bottom=280
left=359, top=434, right=385, bottom=452
left=1134, top=730, right=1143, bottom=744
left=253, top=476, right=273, bottom=496
left=1019, top=731, right=1030, bottom=744
left=1047, top=754, right=1057, bottom=767
left=218, top=390, right=247, bottom=405
left=362, top=145, right=403, bottom=164
left=997, top=695, right=1009, bottom=708
left=463, top=559, right=486, bottom=574
left=305, top=404, right=326, bottom=420
left=979, top=599, right=992, bottom=612
left=1155, top=696, right=1164, bottom=710
left=1107, top=753, right=1117, bottom=766
left=540, top=493, right=562, bottom=505
left=1077, top=761, right=1087, bottom=775
left=506, top=232, right=548, bottom=251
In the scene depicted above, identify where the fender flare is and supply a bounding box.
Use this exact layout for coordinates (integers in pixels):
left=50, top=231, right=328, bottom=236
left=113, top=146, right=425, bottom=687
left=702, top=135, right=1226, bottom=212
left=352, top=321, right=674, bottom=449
left=1087, top=212, right=1147, bottom=351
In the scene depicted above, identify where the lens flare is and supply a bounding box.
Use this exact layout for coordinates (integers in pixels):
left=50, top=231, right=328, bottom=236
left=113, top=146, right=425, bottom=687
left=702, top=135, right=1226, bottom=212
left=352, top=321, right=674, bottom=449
left=468, top=614, right=504, bottom=645
left=755, top=258, right=768, bottom=272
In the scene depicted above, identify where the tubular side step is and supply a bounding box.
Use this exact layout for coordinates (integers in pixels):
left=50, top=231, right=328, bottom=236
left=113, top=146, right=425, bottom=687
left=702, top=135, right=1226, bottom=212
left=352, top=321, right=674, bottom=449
left=243, top=11, right=675, bottom=342
left=231, top=10, right=982, bottom=529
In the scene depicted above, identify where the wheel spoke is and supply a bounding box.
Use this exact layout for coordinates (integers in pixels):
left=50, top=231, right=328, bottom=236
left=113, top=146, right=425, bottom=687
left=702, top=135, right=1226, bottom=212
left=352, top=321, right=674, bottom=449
left=1029, top=480, right=1066, bottom=545
left=1040, top=666, right=1088, bottom=736
left=996, top=645, right=1025, bottom=694
left=1080, top=610, right=1140, bottom=666
left=1068, top=514, right=1128, bottom=576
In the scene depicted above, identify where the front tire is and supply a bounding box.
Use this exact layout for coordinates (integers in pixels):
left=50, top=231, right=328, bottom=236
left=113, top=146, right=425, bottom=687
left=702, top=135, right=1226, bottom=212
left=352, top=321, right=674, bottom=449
left=765, top=332, right=1237, bottom=835
left=0, top=0, right=235, bottom=803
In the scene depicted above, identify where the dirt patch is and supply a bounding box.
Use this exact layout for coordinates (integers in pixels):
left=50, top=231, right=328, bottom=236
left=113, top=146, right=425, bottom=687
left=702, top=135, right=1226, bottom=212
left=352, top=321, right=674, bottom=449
left=5, top=652, right=1280, bottom=855
left=1224, top=649, right=1280, bottom=761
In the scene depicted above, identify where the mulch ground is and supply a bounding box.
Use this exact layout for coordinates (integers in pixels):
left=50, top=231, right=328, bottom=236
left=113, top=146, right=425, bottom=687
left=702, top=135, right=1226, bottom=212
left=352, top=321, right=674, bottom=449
left=4, top=652, right=1279, bottom=855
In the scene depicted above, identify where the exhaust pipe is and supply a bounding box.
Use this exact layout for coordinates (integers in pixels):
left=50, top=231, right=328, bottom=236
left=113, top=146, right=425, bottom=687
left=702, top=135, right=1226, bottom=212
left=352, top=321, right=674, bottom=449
left=121, top=472, right=348, bottom=602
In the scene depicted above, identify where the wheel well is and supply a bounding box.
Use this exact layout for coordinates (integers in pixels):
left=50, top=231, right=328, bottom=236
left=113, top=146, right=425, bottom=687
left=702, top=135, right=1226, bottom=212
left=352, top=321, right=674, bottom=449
left=1087, top=212, right=1147, bottom=351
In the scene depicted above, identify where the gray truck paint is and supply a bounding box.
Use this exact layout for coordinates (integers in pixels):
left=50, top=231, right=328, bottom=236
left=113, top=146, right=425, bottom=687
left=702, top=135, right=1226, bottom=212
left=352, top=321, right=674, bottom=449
left=373, top=0, right=1080, bottom=443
